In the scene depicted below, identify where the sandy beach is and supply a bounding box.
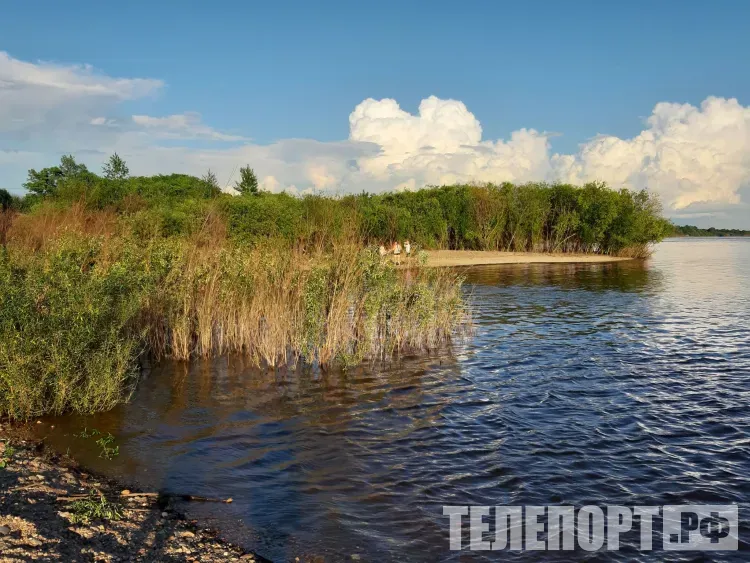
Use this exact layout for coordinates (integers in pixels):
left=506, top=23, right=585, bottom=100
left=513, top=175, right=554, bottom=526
left=417, top=250, right=634, bottom=268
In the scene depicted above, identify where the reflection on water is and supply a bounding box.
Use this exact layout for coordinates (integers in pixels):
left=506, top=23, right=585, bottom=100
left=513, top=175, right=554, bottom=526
left=38, top=239, right=750, bottom=561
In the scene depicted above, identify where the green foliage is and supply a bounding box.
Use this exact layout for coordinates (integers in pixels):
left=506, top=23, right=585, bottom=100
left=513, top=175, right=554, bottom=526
left=13, top=156, right=669, bottom=255
left=23, top=155, right=94, bottom=197
left=340, top=183, right=666, bottom=256
left=235, top=165, right=259, bottom=195
left=102, top=153, right=130, bottom=181
left=96, top=433, right=119, bottom=459
left=0, top=444, right=15, bottom=468
left=220, top=192, right=302, bottom=243
left=0, top=237, right=145, bottom=420
left=69, top=491, right=124, bottom=524
left=74, top=428, right=120, bottom=459
left=202, top=169, right=219, bottom=191
left=23, top=165, right=64, bottom=197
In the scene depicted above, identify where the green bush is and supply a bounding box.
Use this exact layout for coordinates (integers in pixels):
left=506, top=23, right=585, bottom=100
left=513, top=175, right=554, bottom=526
left=0, top=238, right=146, bottom=419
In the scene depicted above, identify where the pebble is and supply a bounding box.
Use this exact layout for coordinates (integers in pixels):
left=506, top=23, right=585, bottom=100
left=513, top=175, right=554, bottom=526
left=161, top=512, right=169, bottom=518
left=27, top=537, right=43, bottom=547
left=121, top=489, right=131, bottom=496
left=0, top=525, right=10, bottom=536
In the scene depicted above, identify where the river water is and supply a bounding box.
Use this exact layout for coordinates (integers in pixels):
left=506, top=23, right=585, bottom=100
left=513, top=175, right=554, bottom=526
left=37, top=238, right=750, bottom=561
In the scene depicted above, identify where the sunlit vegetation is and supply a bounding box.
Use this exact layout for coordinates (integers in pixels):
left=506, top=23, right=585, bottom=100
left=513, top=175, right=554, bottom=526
left=7, top=154, right=670, bottom=255
left=0, top=154, right=670, bottom=420
left=0, top=156, right=472, bottom=420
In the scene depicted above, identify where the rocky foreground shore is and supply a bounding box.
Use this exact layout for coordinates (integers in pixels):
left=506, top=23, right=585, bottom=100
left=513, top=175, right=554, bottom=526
left=0, top=431, right=261, bottom=562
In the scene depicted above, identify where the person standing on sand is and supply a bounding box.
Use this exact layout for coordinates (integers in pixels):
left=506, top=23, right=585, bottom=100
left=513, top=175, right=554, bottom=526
left=404, top=240, right=411, bottom=258
left=392, top=241, right=402, bottom=264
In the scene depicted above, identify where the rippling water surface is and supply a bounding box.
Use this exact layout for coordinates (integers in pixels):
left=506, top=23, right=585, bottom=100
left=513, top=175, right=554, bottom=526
left=40, top=239, right=750, bottom=561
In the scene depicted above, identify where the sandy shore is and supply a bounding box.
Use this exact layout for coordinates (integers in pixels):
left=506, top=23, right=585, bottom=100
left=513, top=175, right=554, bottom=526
left=416, top=250, right=632, bottom=267
left=0, top=430, right=262, bottom=562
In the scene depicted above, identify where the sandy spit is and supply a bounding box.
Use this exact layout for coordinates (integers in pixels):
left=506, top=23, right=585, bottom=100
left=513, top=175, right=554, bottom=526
left=416, top=250, right=633, bottom=267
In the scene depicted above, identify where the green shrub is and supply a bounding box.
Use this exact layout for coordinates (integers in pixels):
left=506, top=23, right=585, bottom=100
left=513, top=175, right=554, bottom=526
left=0, top=238, right=146, bottom=419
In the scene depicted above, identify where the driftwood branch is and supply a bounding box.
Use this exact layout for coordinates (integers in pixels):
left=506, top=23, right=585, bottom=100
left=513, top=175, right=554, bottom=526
left=57, top=491, right=232, bottom=503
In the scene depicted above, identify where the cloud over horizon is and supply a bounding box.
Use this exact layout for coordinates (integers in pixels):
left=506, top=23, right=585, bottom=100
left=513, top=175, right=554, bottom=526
left=1, top=51, right=749, bottom=224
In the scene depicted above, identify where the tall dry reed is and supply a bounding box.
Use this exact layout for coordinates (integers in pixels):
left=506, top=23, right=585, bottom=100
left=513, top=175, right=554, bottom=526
left=139, top=240, right=468, bottom=367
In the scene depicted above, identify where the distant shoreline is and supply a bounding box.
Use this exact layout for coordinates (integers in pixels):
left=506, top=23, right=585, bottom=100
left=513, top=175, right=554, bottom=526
left=415, top=250, right=634, bottom=268
left=668, top=235, right=750, bottom=238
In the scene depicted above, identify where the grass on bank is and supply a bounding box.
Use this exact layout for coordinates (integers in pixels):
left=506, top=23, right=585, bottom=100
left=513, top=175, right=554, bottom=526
left=0, top=207, right=468, bottom=421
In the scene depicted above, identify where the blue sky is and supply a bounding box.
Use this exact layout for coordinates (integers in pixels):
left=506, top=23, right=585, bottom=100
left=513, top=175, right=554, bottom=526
left=1, top=0, right=750, bottom=226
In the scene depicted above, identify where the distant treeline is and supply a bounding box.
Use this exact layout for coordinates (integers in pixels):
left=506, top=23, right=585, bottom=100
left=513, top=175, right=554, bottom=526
left=1, top=154, right=671, bottom=257
left=671, top=224, right=750, bottom=237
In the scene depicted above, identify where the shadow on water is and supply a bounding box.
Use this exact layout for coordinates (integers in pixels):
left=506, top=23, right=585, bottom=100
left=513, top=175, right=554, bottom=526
left=36, top=239, right=750, bottom=562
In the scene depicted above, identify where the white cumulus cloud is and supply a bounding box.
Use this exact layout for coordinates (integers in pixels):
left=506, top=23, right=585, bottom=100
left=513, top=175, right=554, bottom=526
left=349, top=96, right=552, bottom=186
left=553, top=97, right=750, bottom=210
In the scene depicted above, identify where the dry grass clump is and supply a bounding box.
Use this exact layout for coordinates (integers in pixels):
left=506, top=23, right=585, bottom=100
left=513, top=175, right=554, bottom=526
left=140, top=240, right=468, bottom=367
left=6, top=202, right=119, bottom=252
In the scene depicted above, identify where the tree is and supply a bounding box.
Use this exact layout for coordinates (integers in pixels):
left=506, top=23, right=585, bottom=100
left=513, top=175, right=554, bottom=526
left=102, top=153, right=130, bottom=181
left=234, top=165, right=258, bottom=195
left=23, top=155, right=90, bottom=197
left=0, top=188, right=13, bottom=211
left=23, top=166, right=63, bottom=196
left=60, top=155, right=89, bottom=178
left=202, top=169, right=219, bottom=190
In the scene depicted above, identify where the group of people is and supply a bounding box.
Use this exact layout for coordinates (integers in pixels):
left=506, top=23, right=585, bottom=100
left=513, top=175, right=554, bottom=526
left=379, top=240, right=411, bottom=264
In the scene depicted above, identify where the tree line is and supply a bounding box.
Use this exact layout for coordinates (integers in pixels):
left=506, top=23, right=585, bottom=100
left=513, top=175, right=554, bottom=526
left=670, top=224, right=750, bottom=237
left=1, top=154, right=673, bottom=256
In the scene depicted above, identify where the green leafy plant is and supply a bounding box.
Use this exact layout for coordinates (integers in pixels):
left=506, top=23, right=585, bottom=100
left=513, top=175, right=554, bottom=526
left=74, top=429, right=119, bottom=459
left=69, top=491, right=124, bottom=524
left=95, top=433, right=119, bottom=460
left=0, top=444, right=16, bottom=468
left=0, top=157, right=671, bottom=421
